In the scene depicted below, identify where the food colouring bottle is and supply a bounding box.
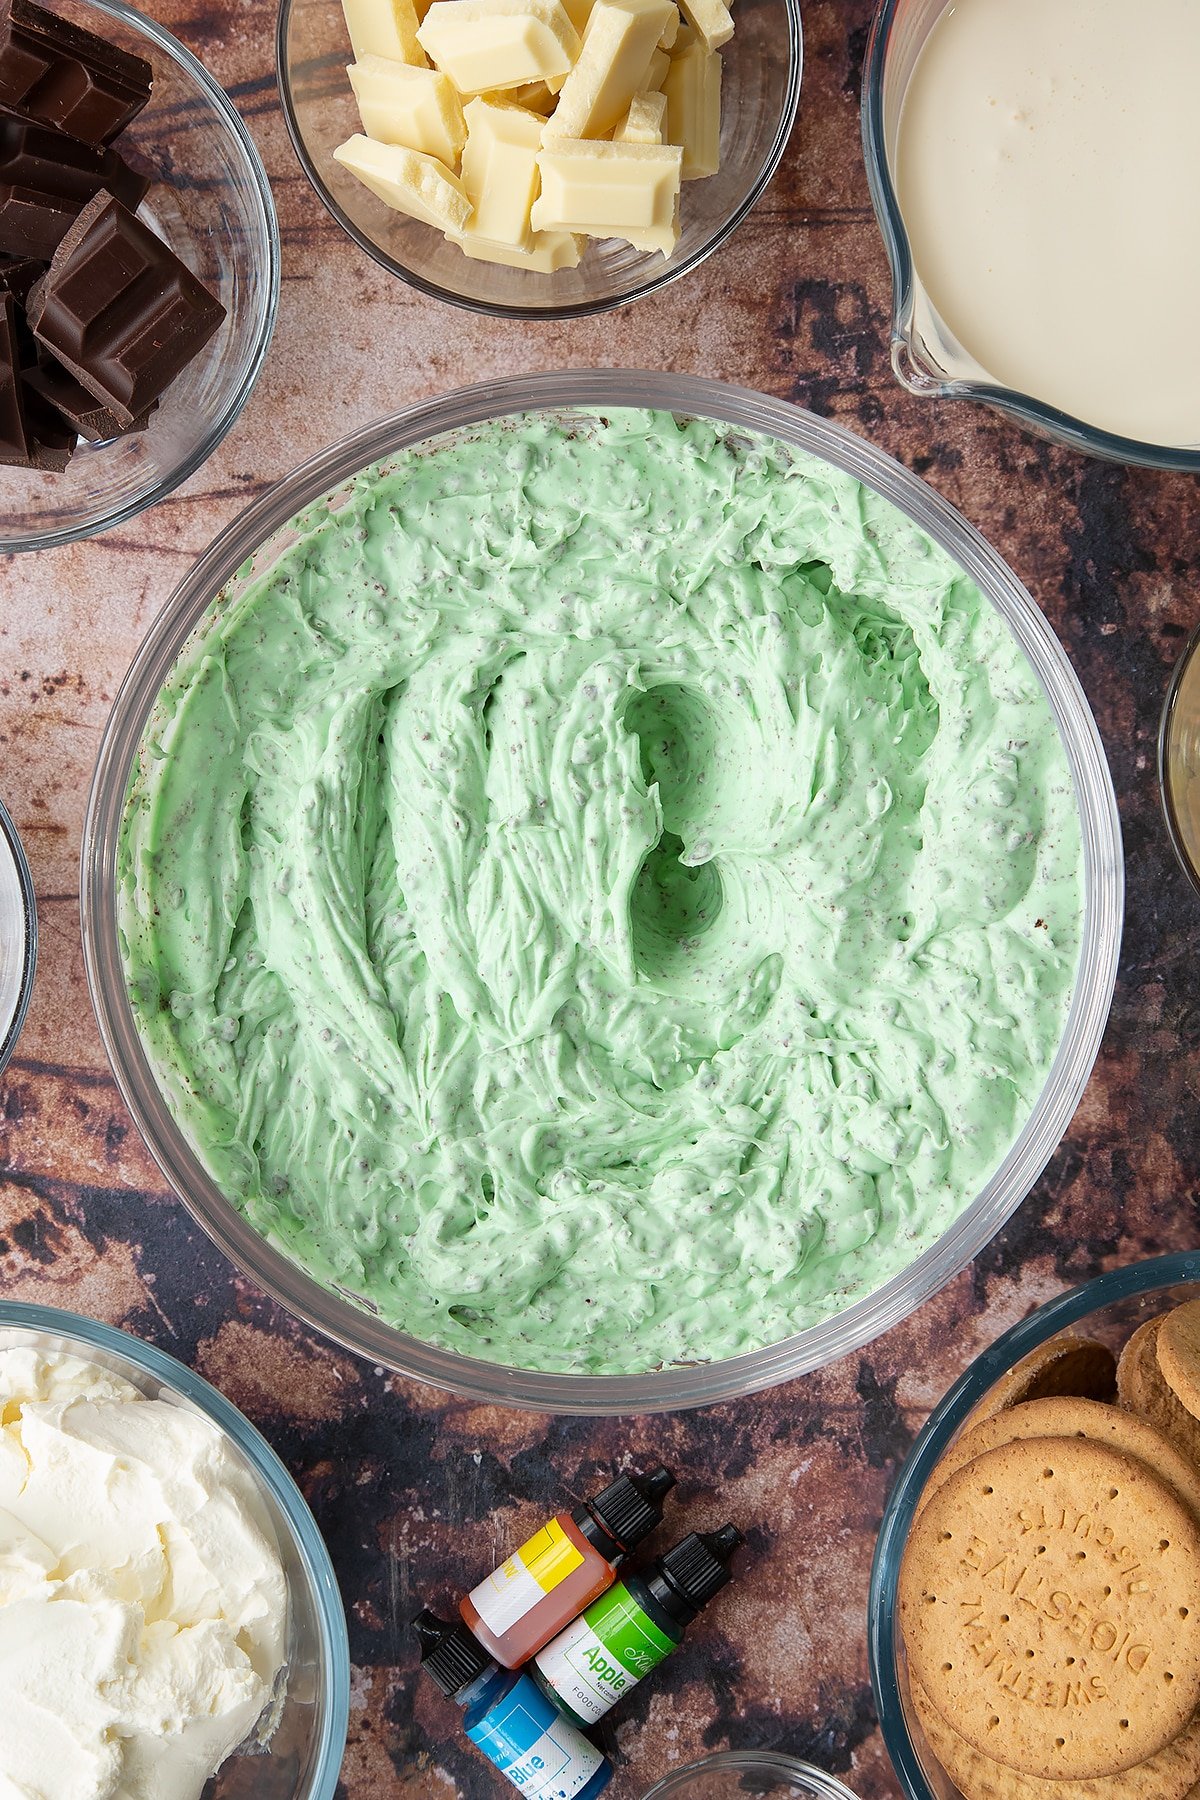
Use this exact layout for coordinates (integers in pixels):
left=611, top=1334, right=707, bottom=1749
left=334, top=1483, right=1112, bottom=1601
left=459, top=1465, right=676, bottom=1668
left=413, top=1609, right=612, bottom=1800
left=530, top=1524, right=744, bottom=1726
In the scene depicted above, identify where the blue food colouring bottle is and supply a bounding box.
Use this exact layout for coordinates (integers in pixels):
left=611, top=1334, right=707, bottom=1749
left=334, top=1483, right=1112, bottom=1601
left=414, top=1609, right=613, bottom=1800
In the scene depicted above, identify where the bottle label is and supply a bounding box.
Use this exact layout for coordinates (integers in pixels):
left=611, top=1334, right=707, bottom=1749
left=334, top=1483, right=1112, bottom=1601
left=468, top=1519, right=586, bottom=1637
left=468, top=1673, right=606, bottom=1798
left=534, top=1585, right=676, bottom=1724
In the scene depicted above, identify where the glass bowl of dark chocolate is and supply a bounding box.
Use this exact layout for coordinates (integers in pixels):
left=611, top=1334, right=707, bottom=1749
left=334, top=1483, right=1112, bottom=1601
left=0, top=0, right=278, bottom=551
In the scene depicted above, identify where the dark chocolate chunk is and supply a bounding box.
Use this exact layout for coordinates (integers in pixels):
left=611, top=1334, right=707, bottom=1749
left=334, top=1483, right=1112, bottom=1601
left=0, top=249, right=41, bottom=363
left=0, top=105, right=147, bottom=256
left=0, top=0, right=152, bottom=145
left=0, top=289, right=76, bottom=469
left=21, top=366, right=72, bottom=466
left=0, top=246, right=40, bottom=303
left=24, top=350, right=151, bottom=440
left=0, top=286, right=31, bottom=462
left=27, top=189, right=225, bottom=427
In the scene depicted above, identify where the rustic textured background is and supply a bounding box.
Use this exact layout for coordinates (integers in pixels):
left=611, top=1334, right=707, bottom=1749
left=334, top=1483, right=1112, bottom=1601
left=0, top=2, right=1195, bottom=1795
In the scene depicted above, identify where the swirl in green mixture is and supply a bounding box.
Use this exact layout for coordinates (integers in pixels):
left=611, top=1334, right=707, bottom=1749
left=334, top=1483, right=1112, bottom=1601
left=118, top=411, right=1083, bottom=1374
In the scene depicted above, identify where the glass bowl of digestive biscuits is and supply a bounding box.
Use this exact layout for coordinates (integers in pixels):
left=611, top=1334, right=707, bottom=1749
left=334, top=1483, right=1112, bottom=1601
left=0, top=0, right=278, bottom=551
left=82, top=370, right=1121, bottom=1413
left=870, top=1251, right=1200, bottom=1800
left=275, top=0, right=801, bottom=318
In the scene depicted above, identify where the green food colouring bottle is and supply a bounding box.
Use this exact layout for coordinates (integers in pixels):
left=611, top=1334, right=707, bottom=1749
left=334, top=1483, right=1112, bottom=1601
left=530, top=1524, right=744, bottom=1727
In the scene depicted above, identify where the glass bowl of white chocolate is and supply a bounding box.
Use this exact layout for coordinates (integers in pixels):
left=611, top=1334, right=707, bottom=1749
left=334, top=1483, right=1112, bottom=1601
left=276, top=0, right=802, bottom=316
left=0, top=1302, right=350, bottom=1800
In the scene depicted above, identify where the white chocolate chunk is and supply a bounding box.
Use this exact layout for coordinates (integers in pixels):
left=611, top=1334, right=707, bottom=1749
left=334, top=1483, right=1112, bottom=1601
left=448, top=226, right=584, bottom=269
left=418, top=0, right=580, bottom=92
left=341, top=0, right=427, bottom=63
left=497, top=79, right=559, bottom=111
left=614, top=89, right=666, bottom=142
left=461, top=98, right=544, bottom=247
left=333, top=134, right=472, bottom=229
left=336, top=0, right=732, bottom=276
left=347, top=57, right=467, bottom=163
left=607, top=196, right=678, bottom=254
left=676, top=0, right=731, bottom=49
left=643, top=46, right=670, bottom=89
left=533, top=137, right=682, bottom=234
left=545, top=0, right=675, bottom=139
left=664, top=35, right=721, bottom=178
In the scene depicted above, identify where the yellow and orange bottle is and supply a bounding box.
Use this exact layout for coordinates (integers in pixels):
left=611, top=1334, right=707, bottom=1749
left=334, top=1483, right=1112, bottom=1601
left=459, top=1466, right=675, bottom=1667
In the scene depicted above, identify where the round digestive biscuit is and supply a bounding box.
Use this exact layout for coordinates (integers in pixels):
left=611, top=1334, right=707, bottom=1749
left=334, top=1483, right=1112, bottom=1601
left=918, top=1398, right=1200, bottom=1526
left=967, top=1337, right=1118, bottom=1428
left=1118, top=1318, right=1200, bottom=1469
left=898, top=1436, right=1200, bottom=1779
left=1156, top=1300, right=1200, bottom=1424
left=910, top=1677, right=1200, bottom=1800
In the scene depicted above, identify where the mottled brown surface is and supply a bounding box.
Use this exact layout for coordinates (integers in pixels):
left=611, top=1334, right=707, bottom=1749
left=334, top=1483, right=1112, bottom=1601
left=0, top=3, right=1195, bottom=1796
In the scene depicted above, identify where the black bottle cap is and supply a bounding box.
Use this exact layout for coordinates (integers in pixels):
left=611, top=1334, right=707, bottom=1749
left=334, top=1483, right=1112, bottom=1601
left=413, top=1608, right=493, bottom=1700
left=658, top=1524, right=744, bottom=1622
left=588, top=1464, right=676, bottom=1553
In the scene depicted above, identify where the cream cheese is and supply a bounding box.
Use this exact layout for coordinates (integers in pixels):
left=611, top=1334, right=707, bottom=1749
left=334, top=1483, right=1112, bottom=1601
left=0, top=1345, right=288, bottom=1800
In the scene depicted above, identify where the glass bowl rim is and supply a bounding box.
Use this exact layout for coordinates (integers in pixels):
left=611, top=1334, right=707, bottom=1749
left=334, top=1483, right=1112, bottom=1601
left=860, top=0, right=1200, bottom=473
left=0, top=1297, right=351, bottom=1800
left=640, top=1749, right=862, bottom=1797
left=1, top=0, right=282, bottom=555
left=81, top=368, right=1122, bottom=1415
left=0, top=792, right=36, bottom=1078
left=867, top=1249, right=1200, bottom=1800
left=273, top=0, right=803, bottom=321
left=1158, top=621, right=1200, bottom=901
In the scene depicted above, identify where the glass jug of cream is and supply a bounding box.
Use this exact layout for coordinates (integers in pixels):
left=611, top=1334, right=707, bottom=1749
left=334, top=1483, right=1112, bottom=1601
left=863, top=0, right=1200, bottom=463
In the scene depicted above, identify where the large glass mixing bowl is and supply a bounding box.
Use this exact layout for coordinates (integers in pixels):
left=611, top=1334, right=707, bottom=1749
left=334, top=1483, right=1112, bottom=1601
left=82, top=371, right=1123, bottom=1413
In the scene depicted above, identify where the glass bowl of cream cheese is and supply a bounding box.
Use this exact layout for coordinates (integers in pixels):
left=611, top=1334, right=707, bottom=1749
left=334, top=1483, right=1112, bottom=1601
left=863, top=0, right=1200, bottom=469
left=0, top=1302, right=350, bottom=1800
left=869, top=1252, right=1200, bottom=1800
left=82, top=370, right=1123, bottom=1413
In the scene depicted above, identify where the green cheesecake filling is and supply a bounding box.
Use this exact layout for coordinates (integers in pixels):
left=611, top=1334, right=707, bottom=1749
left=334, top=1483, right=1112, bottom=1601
left=118, top=410, right=1084, bottom=1374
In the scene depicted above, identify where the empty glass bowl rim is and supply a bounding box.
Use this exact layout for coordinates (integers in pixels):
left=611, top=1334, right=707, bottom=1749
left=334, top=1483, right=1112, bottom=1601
left=82, top=369, right=1122, bottom=1415
left=0, top=1299, right=351, bottom=1800
left=1158, top=621, right=1200, bottom=900
left=0, top=793, right=36, bottom=1078
left=861, top=0, right=1200, bottom=472
left=274, top=0, right=802, bottom=320
left=1, top=0, right=282, bottom=554
left=867, top=1251, right=1200, bottom=1800
left=641, top=1749, right=861, bottom=1797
